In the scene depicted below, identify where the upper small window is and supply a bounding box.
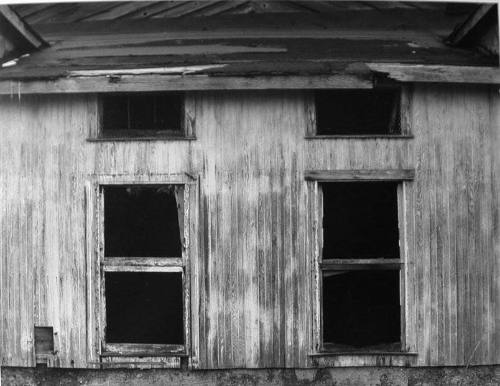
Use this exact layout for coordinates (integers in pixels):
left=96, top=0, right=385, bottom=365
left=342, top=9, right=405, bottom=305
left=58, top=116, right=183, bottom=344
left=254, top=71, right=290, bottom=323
left=314, top=89, right=401, bottom=136
left=100, top=93, right=185, bottom=138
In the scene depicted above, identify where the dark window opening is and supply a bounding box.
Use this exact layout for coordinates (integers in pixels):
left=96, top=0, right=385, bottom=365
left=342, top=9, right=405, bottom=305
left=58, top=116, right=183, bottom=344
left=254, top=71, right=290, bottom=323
left=104, top=185, right=182, bottom=257
left=315, top=89, right=400, bottom=135
left=322, top=270, right=400, bottom=350
left=322, top=182, right=399, bottom=259
left=105, top=272, right=183, bottom=344
left=101, top=93, right=183, bottom=137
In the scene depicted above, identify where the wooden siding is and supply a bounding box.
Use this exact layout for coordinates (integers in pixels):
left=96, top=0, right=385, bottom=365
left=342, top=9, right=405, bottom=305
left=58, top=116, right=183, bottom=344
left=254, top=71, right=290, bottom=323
left=410, top=84, right=500, bottom=366
left=0, top=86, right=499, bottom=369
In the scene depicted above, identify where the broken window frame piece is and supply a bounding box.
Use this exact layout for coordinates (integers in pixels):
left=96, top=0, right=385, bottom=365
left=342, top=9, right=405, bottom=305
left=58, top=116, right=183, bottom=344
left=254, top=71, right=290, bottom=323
left=306, top=87, right=412, bottom=138
left=308, top=170, right=413, bottom=355
left=98, top=182, right=190, bottom=357
left=94, top=92, right=196, bottom=141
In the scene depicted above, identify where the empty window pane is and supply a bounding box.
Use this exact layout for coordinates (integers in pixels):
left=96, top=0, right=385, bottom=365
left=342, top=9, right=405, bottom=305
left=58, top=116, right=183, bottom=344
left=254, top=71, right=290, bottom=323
left=104, top=186, right=182, bottom=257
left=316, top=90, right=400, bottom=135
left=323, top=270, right=400, bottom=348
left=322, top=182, right=399, bottom=259
left=102, top=93, right=183, bottom=136
left=105, top=272, right=183, bottom=344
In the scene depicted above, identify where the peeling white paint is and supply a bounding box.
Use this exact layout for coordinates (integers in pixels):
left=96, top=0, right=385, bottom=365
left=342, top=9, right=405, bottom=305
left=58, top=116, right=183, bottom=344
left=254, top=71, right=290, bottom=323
left=2, top=59, right=18, bottom=68
left=69, top=64, right=227, bottom=77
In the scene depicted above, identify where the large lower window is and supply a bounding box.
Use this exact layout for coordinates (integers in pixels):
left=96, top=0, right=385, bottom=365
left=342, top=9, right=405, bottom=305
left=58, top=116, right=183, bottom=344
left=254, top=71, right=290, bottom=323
left=307, top=170, right=413, bottom=354
left=100, top=184, right=187, bottom=356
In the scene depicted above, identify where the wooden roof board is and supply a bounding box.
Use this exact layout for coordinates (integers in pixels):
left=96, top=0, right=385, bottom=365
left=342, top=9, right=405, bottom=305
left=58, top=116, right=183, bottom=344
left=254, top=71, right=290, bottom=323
left=0, top=32, right=494, bottom=81
left=0, top=6, right=495, bottom=81
left=12, top=1, right=457, bottom=24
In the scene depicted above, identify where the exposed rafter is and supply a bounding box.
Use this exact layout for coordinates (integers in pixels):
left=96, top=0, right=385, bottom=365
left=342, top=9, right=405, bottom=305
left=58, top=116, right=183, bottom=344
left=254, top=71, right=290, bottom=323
left=0, top=5, right=47, bottom=61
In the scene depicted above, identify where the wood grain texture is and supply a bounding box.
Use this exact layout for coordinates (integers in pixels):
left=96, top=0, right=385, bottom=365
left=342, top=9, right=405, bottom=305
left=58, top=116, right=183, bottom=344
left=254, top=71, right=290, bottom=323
left=304, top=169, right=414, bottom=181
left=368, top=64, right=500, bottom=85
left=190, top=91, right=310, bottom=368
left=1, top=85, right=499, bottom=369
left=410, top=84, right=499, bottom=366
left=0, top=75, right=372, bottom=95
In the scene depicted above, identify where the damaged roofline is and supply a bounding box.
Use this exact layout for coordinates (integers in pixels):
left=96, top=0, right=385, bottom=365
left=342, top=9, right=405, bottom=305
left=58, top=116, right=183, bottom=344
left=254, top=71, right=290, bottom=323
left=0, top=74, right=374, bottom=95
left=0, top=5, right=47, bottom=51
left=0, top=64, right=499, bottom=95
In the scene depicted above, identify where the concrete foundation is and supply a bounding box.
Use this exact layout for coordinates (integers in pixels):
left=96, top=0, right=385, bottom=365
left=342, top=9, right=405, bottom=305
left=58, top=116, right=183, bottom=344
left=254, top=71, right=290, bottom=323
left=1, top=366, right=500, bottom=386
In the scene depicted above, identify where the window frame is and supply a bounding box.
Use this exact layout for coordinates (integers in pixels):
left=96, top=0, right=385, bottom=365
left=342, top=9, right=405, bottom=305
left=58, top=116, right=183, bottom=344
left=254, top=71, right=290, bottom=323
left=86, top=175, right=195, bottom=362
left=305, top=86, right=413, bottom=139
left=88, top=93, right=196, bottom=142
left=308, top=169, right=414, bottom=355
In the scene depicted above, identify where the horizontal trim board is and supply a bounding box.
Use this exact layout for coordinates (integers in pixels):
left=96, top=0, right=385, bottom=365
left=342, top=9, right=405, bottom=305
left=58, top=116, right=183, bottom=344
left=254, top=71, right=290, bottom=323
left=305, top=169, right=415, bottom=181
left=0, top=64, right=498, bottom=95
left=0, top=74, right=372, bottom=95
left=103, top=265, right=183, bottom=273
left=368, top=63, right=500, bottom=84
left=87, top=136, right=196, bottom=142
left=304, top=135, right=414, bottom=140
left=92, top=173, right=196, bottom=185
left=102, top=257, right=184, bottom=268
left=102, top=343, right=186, bottom=357
left=309, top=351, right=418, bottom=357
left=322, top=258, right=401, bottom=265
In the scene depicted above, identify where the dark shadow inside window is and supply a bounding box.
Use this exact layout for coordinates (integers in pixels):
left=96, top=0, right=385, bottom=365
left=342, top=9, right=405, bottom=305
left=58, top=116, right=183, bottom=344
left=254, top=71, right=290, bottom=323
left=315, top=89, right=400, bottom=135
left=105, top=272, right=183, bottom=344
left=104, top=185, right=182, bottom=257
left=322, top=182, right=399, bottom=259
left=323, top=270, right=400, bottom=349
left=102, top=93, right=183, bottom=137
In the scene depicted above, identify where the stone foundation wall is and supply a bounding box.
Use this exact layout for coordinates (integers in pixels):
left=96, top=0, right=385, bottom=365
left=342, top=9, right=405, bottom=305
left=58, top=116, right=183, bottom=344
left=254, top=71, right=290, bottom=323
left=2, top=366, right=500, bottom=386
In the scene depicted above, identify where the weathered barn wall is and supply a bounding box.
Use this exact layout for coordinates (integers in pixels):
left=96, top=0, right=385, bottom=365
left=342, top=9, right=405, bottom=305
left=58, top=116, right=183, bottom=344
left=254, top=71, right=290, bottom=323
left=0, top=86, right=499, bottom=369
left=410, top=85, right=500, bottom=366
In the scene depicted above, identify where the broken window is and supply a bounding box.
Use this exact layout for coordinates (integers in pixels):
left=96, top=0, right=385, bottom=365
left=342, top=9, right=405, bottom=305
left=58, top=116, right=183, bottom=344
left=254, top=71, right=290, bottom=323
left=104, top=186, right=182, bottom=257
left=100, top=93, right=185, bottom=138
left=314, top=89, right=401, bottom=135
left=101, top=184, right=186, bottom=355
left=319, top=181, right=403, bottom=352
left=105, top=272, right=183, bottom=345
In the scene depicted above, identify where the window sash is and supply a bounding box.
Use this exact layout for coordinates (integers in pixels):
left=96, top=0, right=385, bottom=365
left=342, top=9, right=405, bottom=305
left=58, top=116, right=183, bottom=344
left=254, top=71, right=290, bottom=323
left=97, top=182, right=190, bottom=356
left=100, top=267, right=187, bottom=355
left=95, top=93, right=196, bottom=140
left=314, top=179, right=409, bottom=353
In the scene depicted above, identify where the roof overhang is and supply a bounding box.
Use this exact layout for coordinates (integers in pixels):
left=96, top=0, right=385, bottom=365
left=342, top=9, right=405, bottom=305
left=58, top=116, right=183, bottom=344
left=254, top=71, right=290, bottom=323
left=0, top=5, right=46, bottom=62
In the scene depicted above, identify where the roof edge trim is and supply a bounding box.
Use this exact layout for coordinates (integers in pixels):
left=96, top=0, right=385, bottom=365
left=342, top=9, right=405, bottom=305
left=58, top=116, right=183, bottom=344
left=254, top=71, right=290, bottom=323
left=368, top=63, right=500, bottom=85
left=0, top=64, right=499, bottom=95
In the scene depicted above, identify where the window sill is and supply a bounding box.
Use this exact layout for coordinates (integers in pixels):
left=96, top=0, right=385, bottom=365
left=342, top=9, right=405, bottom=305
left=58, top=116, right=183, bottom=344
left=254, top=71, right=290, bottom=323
left=305, top=135, right=413, bottom=140
left=87, top=136, right=196, bottom=142
left=102, top=343, right=187, bottom=357
left=100, top=356, right=183, bottom=369
left=309, top=351, right=418, bottom=368
left=309, top=351, right=418, bottom=357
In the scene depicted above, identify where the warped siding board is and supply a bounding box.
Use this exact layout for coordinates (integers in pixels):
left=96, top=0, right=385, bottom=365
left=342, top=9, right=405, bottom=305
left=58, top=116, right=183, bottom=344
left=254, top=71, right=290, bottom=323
left=1, top=87, right=499, bottom=369
left=0, top=96, right=35, bottom=367
left=0, top=94, right=194, bottom=368
left=304, top=139, right=413, bottom=170
left=411, top=84, right=500, bottom=366
left=493, top=87, right=500, bottom=364
left=0, top=95, right=95, bottom=368
left=191, top=91, right=311, bottom=368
